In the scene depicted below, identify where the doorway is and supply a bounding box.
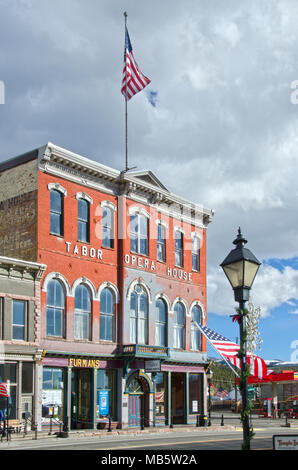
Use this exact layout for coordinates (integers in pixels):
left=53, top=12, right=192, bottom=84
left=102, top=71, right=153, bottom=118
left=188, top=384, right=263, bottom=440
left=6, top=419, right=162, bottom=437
left=171, top=373, right=185, bottom=424
left=71, top=369, right=92, bottom=429
left=127, top=374, right=150, bottom=427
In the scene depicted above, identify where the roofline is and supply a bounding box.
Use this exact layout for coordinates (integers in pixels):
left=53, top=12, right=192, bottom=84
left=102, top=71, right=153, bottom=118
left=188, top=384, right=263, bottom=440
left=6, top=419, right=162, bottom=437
left=0, top=148, right=39, bottom=172
left=1, top=142, right=214, bottom=223
left=0, top=255, right=46, bottom=272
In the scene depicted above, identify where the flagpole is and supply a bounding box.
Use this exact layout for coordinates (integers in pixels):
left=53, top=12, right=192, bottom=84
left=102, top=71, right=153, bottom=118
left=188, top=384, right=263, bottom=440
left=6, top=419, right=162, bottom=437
left=124, top=11, right=128, bottom=172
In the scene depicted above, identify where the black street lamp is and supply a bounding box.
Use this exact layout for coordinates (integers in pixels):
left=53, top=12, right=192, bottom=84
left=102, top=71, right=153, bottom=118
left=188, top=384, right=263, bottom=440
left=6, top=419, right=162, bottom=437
left=206, top=369, right=213, bottom=426
left=220, top=228, right=261, bottom=450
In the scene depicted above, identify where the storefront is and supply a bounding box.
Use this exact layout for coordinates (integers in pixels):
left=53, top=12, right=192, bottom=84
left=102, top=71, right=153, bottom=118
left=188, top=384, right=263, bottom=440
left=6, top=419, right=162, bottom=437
left=41, top=356, right=121, bottom=430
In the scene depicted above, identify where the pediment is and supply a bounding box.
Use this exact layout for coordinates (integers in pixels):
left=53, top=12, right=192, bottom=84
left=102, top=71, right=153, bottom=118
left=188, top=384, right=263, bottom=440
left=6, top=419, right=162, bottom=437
left=128, top=170, right=169, bottom=192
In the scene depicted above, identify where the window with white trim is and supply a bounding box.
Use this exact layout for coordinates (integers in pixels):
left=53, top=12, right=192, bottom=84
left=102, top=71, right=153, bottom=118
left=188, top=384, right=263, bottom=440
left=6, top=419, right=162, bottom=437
left=173, top=302, right=185, bottom=349
left=155, top=298, right=167, bottom=347
left=102, top=206, right=114, bottom=248
left=157, top=223, right=166, bottom=262
left=191, top=305, right=202, bottom=350
left=130, top=213, right=148, bottom=256
left=175, top=231, right=183, bottom=267
left=46, top=279, right=65, bottom=337
left=192, top=235, right=200, bottom=272
left=50, top=189, right=64, bottom=236
left=77, top=198, right=90, bottom=243
left=74, top=284, right=92, bottom=340
left=100, top=287, right=115, bottom=341
left=12, top=300, right=26, bottom=340
left=129, top=285, right=148, bottom=344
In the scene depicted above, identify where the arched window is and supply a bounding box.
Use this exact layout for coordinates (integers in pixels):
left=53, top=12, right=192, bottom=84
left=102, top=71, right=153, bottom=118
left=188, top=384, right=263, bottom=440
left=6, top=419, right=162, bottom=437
left=77, top=198, right=90, bottom=242
left=100, top=288, right=115, bottom=341
left=155, top=299, right=167, bottom=347
left=129, top=285, right=148, bottom=344
left=50, top=190, right=64, bottom=236
left=102, top=206, right=114, bottom=248
left=46, top=279, right=65, bottom=337
left=74, top=284, right=92, bottom=340
left=173, top=302, right=185, bottom=349
left=191, top=305, right=202, bottom=350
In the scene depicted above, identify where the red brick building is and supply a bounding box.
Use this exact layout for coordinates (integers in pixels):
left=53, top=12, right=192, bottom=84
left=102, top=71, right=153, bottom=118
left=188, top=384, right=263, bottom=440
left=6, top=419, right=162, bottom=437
left=0, top=142, right=214, bottom=429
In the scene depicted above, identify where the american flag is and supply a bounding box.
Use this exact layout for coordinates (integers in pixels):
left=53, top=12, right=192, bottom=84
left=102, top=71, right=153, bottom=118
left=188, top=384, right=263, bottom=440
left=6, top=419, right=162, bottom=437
left=197, top=324, right=267, bottom=379
left=0, top=382, right=9, bottom=398
left=215, top=388, right=229, bottom=399
left=121, top=27, right=151, bottom=100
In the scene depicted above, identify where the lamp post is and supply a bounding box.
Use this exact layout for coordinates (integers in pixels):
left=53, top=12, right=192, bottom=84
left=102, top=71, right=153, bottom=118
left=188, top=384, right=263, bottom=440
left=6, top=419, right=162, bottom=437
left=206, top=369, right=213, bottom=426
left=220, top=228, right=261, bottom=450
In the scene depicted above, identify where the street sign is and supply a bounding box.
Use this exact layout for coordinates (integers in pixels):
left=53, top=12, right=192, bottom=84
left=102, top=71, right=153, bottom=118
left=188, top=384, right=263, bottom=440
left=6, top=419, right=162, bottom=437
left=273, top=435, right=298, bottom=450
left=145, top=359, right=161, bottom=372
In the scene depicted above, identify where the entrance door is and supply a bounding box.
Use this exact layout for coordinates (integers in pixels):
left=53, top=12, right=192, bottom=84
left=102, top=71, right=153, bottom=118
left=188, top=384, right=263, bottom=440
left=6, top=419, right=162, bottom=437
left=71, top=369, right=92, bottom=429
left=128, top=395, right=142, bottom=427
left=127, top=374, right=150, bottom=427
left=171, top=373, right=185, bottom=424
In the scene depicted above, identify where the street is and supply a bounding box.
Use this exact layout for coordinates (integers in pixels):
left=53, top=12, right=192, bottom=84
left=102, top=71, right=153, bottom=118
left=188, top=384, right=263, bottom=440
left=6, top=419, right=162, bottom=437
left=1, top=420, right=298, bottom=453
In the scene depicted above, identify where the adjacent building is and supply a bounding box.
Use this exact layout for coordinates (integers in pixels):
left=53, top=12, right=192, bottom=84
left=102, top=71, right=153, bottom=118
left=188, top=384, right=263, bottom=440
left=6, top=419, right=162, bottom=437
left=0, top=142, right=214, bottom=429
left=0, top=255, right=46, bottom=425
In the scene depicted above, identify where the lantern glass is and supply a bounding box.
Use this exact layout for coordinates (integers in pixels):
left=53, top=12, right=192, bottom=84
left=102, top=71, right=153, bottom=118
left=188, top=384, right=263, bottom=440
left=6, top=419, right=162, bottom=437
left=222, top=259, right=260, bottom=290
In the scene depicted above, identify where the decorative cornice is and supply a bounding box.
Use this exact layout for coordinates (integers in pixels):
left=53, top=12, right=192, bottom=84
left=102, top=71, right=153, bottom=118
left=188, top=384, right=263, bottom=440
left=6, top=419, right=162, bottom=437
left=37, top=143, right=214, bottom=227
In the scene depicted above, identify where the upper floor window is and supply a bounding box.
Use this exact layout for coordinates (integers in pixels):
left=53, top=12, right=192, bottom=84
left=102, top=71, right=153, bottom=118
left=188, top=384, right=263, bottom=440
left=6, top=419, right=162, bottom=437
left=102, top=207, right=114, bottom=249
left=74, top=284, right=92, bottom=340
left=100, top=287, right=115, bottom=341
left=12, top=300, right=26, bottom=340
left=192, top=235, right=200, bottom=272
left=155, top=298, right=167, bottom=347
left=78, top=198, right=90, bottom=243
left=175, top=230, right=183, bottom=267
left=157, top=223, right=166, bottom=262
left=130, top=213, right=148, bottom=256
left=173, top=302, right=185, bottom=349
left=46, top=279, right=65, bottom=337
left=191, top=305, right=202, bottom=351
left=50, top=189, right=64, bottom=236
left=130, top=285, right=148, bottom=344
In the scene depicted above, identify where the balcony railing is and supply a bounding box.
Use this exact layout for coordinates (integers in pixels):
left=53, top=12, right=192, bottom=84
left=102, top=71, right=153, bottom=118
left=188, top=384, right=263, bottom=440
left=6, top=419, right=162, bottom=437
left=122, top=344, right=169, bottom=358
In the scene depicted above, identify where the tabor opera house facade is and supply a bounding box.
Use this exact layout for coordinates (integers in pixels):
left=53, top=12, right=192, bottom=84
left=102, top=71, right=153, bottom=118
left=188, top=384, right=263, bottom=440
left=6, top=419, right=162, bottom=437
left=0, top=142, right=214, bottom=430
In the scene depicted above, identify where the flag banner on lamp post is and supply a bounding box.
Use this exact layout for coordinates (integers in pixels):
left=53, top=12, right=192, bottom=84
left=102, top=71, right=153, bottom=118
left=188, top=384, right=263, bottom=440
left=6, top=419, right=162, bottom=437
left=196, top=323, right=268, bottom=380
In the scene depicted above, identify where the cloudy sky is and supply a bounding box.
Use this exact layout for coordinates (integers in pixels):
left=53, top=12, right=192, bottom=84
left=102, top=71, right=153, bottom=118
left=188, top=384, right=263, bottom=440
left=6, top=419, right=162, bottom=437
left=1, top=0, right=298, bottom=361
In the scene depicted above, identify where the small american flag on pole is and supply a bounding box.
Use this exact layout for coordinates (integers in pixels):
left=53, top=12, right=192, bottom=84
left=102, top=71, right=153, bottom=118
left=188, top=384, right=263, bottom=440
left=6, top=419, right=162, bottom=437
left=0, top=382, right=9, bottom=398
left=121, top=27, right=151, bottom=100
left=197, top=323, right=267, bottom=380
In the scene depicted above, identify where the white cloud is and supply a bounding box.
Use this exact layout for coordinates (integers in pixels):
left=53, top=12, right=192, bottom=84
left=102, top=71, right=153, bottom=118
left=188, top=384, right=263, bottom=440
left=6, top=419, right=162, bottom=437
left=208, top=263, right=298, bottom=319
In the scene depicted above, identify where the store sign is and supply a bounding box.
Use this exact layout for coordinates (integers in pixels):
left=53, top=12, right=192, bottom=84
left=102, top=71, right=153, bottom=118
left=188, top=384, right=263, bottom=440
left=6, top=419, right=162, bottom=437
left=145, top=360, right=161, bottom=372
left=124, top=254, right=192, bottom=282
left=273, top=435, right=298, bottom=450
left=69, top=358, right=102, bottom=368
left=65, top=241, right=103, bottom=260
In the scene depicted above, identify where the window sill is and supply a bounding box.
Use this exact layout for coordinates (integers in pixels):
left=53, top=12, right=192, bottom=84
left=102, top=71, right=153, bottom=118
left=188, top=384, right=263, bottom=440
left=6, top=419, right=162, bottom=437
left=101, top=245, right=115, bottom=251
left=130, top=251, right=149, bottom=258
left=49, top=232, right=64, bottom=238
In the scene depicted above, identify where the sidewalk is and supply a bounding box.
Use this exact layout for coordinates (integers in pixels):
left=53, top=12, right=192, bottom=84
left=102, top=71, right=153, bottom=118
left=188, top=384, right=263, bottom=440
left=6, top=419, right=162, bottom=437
left=2, top=414, right=297, bottom=444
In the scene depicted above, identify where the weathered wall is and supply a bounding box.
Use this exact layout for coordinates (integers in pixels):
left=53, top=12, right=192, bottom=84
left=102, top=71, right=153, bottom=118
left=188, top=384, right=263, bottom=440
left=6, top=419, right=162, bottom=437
left=0, top=159, right=38, bottom=260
